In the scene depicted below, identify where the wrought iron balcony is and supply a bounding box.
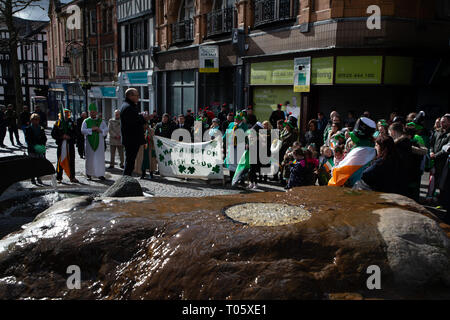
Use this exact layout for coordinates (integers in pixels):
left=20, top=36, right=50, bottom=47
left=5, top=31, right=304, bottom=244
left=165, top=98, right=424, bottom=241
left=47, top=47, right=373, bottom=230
left=253, top=0, right=299, bottom=27
left=206, top=7, right=235, bottom=37
left=171, top=19, right=194, bottom=44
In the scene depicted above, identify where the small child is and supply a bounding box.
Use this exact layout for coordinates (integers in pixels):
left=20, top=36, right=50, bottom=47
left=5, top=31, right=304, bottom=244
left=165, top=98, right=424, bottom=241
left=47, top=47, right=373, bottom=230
left=307, top=143, right=319, bottom=160
left=317, top=146, right=334, bottom=186
left=286, top=148, right=307, bottom=190
left=333, top=146, right=345, bottom=167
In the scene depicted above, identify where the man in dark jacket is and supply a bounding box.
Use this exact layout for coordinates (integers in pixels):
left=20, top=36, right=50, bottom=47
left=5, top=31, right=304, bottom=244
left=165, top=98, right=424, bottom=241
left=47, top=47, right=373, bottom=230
left=246, top=106, right=258, bottom=127
left=389, top=122, right=414, bottom=197
left=35, top=105, right=48, bottom=129
left=269, top=104, right=286, bottom=129
left=221, top=113, right=233, bottom=134
left=184, top=109, right=195, bottom=131
left=76, top=112, right=88, bottom=158
left=120, top=88, right=146, bottom=176
left=19, top=106, right=31, bottom=134
left=52, top=109, right=78, bottom=183
left=5, top=104, right=22, bottom=146
left=218, top=104, right=229, bottom=124
left=430, top=115, right=450, bottom=188
left=154, top=113, right=176, bottom=139
left=25, top=113, right=47, bottom=184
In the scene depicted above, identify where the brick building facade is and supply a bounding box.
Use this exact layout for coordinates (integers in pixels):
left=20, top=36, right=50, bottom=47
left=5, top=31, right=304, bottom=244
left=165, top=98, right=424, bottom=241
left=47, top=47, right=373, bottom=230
left=153, top=0, right=450, bottom=131
left=47, top=0, right=119, bottom=120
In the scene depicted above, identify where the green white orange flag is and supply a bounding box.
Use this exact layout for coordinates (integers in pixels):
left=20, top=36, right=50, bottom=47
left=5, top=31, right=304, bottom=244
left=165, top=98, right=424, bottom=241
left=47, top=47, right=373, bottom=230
left=232, top=150, right=250, bottom=186
left=58, top=140, right=71, bottom=178
left=324, top=158, right=334, bottom=173
left=328, top=147, right=376, bottom=187
left=57, top=105, right=71, bottom=178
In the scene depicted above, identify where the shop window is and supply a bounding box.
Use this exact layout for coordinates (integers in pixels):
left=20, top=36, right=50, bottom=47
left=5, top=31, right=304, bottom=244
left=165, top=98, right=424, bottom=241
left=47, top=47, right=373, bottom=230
left=168, top=70, right=195, bottom=115
left=183, top=87, right=195, bottom=112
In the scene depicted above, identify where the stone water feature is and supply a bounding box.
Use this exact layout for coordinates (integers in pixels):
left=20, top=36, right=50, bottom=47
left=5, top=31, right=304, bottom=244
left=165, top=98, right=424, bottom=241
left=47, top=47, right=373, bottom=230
left=0, top=186, right=449, bottom=300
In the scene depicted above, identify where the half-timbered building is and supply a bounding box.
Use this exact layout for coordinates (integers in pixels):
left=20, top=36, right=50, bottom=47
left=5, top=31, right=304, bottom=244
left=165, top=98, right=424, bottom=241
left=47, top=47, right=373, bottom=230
left=117, top=0, right=155, bottom=113
left=0, top=17, right=48, bottom=110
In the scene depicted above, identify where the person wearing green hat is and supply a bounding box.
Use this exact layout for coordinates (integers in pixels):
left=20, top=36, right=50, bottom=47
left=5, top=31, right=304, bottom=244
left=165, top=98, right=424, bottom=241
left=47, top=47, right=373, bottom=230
left=328, top=117, right=377, bottom=187
left=280, top=120, right=297, bottom=168
left=224, top=113, right=248, bottom=182
left=373, top=120, right=388, bottom=138
left=81, top=103, right=109, bottom=181
left=52, top=106, right=78, bottom=183
left=25, top=113, right=47, bottom=184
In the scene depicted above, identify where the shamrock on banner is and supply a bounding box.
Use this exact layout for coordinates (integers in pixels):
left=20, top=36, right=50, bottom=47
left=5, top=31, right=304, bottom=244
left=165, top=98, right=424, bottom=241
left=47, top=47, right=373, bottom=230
left=154, top=136, right=224, bottom=180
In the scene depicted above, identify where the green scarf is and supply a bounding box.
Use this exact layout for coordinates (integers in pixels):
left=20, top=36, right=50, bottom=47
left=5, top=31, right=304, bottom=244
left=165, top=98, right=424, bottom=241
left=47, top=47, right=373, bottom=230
left=85, top=117, right=102, bottom=151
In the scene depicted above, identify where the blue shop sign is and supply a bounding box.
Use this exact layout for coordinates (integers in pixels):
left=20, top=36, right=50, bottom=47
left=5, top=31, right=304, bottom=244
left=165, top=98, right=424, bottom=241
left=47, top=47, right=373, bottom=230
left=101, top=87, right=117, bottom=97
left=126, top=72, right=148, bottom=84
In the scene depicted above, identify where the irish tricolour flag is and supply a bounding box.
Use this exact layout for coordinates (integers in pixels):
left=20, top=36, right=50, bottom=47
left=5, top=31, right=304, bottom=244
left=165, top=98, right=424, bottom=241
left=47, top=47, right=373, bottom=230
left=59, top=140, right=71, bottom=178
left=57, top=106, right=71, bottom=178
left=328, top=147, right=376, bottom=187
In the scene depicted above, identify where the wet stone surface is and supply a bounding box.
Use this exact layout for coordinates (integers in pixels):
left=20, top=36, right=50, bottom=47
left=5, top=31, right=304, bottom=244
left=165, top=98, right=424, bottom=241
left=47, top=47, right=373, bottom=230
left=0, top=187, right=449, bottom=300
left=225, top=203, right=311, bottom=226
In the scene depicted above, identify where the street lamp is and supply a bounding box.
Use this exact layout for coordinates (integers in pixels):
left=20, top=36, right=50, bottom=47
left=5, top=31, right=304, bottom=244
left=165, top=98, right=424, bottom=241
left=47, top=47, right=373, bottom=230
left=64, top=40, right=88, bottom=114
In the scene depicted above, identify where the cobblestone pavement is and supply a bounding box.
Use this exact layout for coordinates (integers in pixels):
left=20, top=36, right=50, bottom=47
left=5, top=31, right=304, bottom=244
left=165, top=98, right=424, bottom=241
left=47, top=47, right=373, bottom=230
left=0, top=122, right=285, bottom=198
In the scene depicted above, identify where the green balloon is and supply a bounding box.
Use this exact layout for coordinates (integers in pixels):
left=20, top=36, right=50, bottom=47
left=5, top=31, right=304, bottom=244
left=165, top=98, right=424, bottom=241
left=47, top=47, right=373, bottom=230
left=34, top=144, right=46, bottom=155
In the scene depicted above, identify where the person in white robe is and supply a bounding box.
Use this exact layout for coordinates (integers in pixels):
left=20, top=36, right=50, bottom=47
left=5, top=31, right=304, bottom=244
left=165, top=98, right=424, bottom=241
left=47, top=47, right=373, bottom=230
left=81, top=103, right=109, bottom=180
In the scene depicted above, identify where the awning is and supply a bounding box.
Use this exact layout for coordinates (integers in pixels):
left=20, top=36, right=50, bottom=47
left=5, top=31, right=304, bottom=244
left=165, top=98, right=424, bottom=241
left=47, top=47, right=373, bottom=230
left=49, top=82, right=65, bottom=92
left=119, top=71, right=153, bottom=85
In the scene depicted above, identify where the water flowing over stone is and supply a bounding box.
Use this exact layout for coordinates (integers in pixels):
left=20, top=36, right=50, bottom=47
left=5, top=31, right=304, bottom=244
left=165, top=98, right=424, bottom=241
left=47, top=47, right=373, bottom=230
left=0, top=187, right=449, bottom=300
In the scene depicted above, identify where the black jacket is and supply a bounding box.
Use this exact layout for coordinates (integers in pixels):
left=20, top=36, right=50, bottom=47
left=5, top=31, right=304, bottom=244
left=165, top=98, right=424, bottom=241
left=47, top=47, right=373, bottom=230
left=0, top=110, right=7, bottom=129
left=76, top=117, right=85, bottom=144
left=247, top=114, right=258, bottom=127
left=304, top=130, right=322, bottom=147
left=19, top=111, right=31, bottom=127
left=394, top=136, right=417, bottom=187
left=154, top=121, right=176, bottom=139
left=184, top=114, right=195, bottom=130
left=269, top=110, right=285, bottom=128
left=37, top=111, right=48, bottom=129
left=361, top=157, right=405, bottom=195
left=25, top=125, right=47, bottom=155
left=120, top=99, right=145, bottom=147
left=218, top=111, right=228, bottom=124
left=51, top=118, right=76, bottom=146
left=431, top=129, right=450, bottom=172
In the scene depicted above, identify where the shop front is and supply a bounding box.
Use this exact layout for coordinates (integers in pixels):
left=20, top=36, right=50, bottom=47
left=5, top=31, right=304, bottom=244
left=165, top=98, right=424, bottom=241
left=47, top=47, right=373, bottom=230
left=247, top=54, right=434, bottom=131
left=249, top=60, right=302, bottom=123
left=155, top=42, right=243, bottom=116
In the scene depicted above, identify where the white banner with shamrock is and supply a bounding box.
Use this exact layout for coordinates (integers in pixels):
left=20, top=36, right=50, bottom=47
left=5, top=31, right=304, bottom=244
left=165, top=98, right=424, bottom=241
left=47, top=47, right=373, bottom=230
left=153, top=136, right=224, bottom=180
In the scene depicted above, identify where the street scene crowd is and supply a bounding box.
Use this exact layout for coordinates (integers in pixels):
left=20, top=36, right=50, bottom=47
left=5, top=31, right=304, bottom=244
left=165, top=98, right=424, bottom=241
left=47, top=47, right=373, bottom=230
left=1, top=87, right=449, bottom=221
